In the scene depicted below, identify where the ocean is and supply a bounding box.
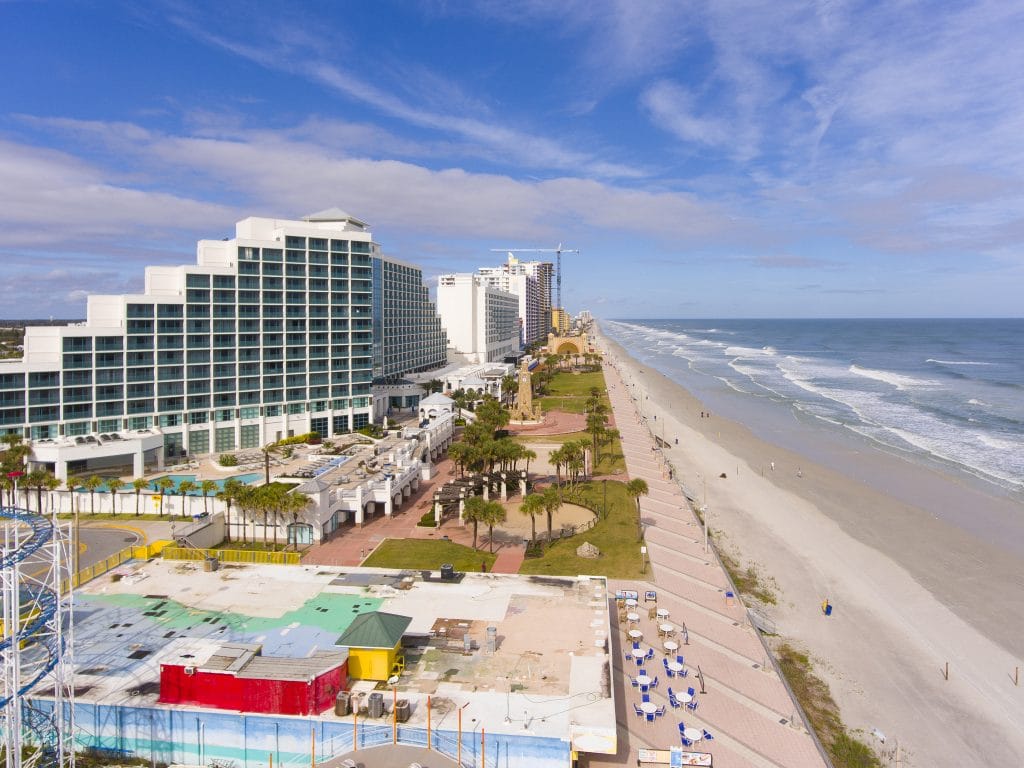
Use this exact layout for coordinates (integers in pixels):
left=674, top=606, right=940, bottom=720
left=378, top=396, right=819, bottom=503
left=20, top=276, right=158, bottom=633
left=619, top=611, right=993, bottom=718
left=602, top=319, right=1024, bottom=500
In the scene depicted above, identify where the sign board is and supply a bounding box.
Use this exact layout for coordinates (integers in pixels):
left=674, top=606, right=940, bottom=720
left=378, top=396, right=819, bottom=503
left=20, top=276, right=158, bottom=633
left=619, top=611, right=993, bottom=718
left=638, top=748, right=712, bottom=767
left=644, top=590, right=658, bottom=603
left=151, top=495, right=161, bottom=506
left=615, top=589, right=639, bottom=601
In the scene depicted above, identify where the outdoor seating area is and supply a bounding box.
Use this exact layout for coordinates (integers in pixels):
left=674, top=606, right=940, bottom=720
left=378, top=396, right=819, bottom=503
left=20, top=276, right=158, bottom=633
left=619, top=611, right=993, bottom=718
left=618, top=592, right=713, bottom=752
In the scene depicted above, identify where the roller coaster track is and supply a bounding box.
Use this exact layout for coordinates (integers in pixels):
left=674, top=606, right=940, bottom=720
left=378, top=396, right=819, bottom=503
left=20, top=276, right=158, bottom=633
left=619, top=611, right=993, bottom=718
left=1, top=505, right=74, bottom=768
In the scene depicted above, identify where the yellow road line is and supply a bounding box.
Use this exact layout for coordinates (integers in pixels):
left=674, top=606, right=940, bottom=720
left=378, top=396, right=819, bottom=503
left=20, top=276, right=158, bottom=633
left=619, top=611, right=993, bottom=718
left=78, top=521, right=148, bottom=544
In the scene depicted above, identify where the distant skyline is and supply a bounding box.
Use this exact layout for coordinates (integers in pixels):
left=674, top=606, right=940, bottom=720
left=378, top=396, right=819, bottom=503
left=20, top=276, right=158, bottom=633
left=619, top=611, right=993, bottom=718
left=2, top=1, right=1022, bottom=319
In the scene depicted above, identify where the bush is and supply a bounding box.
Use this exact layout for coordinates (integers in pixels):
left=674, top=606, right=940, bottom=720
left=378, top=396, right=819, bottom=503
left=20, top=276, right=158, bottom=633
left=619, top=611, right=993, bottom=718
left=218, top=453, right=238, bottom=467
left=274, top=432, right=320, bottom=447
left=417, top=510, right=437, bottom=527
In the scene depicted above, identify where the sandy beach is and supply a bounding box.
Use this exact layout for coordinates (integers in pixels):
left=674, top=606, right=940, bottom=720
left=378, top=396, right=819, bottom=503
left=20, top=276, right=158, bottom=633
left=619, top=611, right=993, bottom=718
left=593, top=325, right=1024, bottom=767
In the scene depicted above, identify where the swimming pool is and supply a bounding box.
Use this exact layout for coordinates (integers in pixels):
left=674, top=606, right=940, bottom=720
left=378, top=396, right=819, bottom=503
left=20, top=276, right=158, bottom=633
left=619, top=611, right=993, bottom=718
left=145, top=473, right=262, bottom=494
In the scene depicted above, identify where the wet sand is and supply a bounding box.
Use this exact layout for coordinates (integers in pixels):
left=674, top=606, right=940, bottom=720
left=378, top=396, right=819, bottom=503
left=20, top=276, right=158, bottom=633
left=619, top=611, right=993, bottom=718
left=595, top=325, right=1024, bottom=767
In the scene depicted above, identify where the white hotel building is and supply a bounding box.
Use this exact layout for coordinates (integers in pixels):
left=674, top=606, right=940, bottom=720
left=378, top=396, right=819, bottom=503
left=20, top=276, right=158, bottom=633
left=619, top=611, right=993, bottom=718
left=0, top=210, right=447, bottom=480
left=435, top=273, right=519, bottom=364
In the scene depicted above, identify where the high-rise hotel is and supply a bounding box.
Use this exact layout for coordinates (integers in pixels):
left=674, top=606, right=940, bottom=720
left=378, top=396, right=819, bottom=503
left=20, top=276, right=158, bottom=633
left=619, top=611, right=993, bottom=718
left=0, top=209, right=447, bottom=480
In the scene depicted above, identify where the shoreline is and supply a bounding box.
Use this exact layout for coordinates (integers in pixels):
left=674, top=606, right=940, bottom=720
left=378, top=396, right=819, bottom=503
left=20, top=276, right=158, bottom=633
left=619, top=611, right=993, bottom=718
left=593, top=324, right=1024, bottom=767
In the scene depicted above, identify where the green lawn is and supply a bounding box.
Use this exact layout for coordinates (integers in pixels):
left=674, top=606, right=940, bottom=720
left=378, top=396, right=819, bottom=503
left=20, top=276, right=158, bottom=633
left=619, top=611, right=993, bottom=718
left=513, top=431, right=591, bottom=444
left=57, top=512, right=169, bottom=522
left=593, top=434, right=626, bottom=476
left=519, top=480, right=646, bottom=578
left=544, top=370, right=607, bottom=396
left=363, top=538, right=496, bottom=572
left=538, top=396, right=592, bottom=414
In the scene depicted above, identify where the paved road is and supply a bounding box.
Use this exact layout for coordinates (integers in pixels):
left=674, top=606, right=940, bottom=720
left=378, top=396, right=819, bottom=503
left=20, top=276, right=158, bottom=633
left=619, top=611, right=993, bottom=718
left=78, top=523, right=144, bottom=568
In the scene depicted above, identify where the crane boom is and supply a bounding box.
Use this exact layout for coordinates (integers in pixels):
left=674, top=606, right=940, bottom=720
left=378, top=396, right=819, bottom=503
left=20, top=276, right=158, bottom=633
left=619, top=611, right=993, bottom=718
left=489, top=244, right=579, bottom=319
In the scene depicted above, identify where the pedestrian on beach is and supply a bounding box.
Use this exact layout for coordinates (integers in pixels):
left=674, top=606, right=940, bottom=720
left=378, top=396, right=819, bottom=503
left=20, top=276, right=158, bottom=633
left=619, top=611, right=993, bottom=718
left=797, top=467, right=802, bottom=478
left=481, top=560, right=487, bottom=573
left=770, top=461, right=775, bottom=471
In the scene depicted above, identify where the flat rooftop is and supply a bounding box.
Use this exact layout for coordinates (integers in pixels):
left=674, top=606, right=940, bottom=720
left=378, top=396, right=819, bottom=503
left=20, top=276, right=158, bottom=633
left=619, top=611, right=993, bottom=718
left=71, top=560, right=616, bottom=749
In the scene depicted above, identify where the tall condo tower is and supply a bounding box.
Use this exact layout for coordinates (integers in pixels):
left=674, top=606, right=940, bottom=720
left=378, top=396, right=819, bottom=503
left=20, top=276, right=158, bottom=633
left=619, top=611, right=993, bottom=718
left=0, top=209, right=446, bottom=481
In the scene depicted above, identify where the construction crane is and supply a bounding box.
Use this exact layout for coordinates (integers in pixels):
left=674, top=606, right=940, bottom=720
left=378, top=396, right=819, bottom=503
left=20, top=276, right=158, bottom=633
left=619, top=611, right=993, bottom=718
left=490, top=243, right=579, bottom=319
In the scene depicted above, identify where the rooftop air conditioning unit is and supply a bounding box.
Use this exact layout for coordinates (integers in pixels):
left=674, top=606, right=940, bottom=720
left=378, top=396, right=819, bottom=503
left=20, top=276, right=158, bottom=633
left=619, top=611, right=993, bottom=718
left=184, top=666, right=195, bottom=675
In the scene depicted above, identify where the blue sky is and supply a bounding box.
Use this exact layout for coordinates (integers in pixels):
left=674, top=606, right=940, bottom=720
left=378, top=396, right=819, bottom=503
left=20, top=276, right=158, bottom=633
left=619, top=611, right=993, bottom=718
left=2, top=0, right=1022, bottom=318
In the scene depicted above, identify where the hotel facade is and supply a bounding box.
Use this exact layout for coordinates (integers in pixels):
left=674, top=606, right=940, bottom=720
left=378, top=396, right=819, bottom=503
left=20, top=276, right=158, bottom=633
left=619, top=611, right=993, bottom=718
left=0, top=210, right=447, bottom=480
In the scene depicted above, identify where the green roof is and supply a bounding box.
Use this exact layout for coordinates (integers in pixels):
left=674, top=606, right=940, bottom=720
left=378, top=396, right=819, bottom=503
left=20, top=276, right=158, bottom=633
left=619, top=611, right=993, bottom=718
left=335, top=611, right=412, bottom=649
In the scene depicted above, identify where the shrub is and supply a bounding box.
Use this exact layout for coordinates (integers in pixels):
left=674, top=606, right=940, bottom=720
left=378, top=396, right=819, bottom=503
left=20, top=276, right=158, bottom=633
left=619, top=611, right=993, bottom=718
left=218, top=453, right=238, bottom=467
left=274, top=432, right=320, bottom=447
left=417, top=510, right=437, bottom=527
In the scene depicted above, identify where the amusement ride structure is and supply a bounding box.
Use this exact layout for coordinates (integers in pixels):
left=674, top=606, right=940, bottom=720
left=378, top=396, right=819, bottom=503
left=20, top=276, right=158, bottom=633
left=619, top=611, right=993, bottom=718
left=1, top=488, right=75, bottom=768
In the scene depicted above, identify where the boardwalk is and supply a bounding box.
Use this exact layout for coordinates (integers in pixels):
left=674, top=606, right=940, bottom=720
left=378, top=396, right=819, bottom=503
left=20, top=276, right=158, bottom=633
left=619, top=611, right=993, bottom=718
left=587, top=364, right=829, bottom=768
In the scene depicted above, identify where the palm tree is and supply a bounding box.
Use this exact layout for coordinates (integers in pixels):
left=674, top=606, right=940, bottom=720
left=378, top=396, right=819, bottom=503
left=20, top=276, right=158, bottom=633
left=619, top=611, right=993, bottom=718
left=83, top=475, right=104, bottom=515
left=447, top=442, right=474, bottom=478
left=106, top=478, right=125, bottom=514
left=200, top=479, right=218, bottom=516
left=0, top=434, right=30, bottom=505
left=217, top=478, right=245, bottom=543
left=177, top=480, right=197, bottom=518
left=154, top=476, right=175, bottom=516
left=541, top=485, right=561, bottom=542
left=519, top=493, right=544, bottom=547
left=500, top=374, right=516, bottom=406
left=261, top=442, right=279, bottom=485
left=285, top=491, right=313, bottom=549
left=626, top=478, right=649, bottom=540
left=482, top=500, right=507, bottom=554
left=425, top=379, right=444, bottom=394
left=233, top=485, right=258, bottom=544
left=462, top=495, right=487, bottom=550
left=65, top=475, right=81, bottom=515
left=26, top=468, right=59, bottom=514
left=132, top=477, right=149, bottom=516
left=519, top=447, right=536, bottom=477
left=548, top=445, right=566, bottom=488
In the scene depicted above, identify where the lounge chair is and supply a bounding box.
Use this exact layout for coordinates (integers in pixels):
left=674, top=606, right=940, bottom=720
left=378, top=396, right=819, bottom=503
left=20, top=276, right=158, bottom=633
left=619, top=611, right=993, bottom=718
left=655, top=705, right=666, bottom=717
left=645, top=711, right=655, bottom=723
left=646, top=648, right=655, bottom=660
left=633, top=703, right=644, bottom=718
left=678, top=722, right=686, bottom=736
left=650, top=675, right=659, bottom=689
left=686, top=696, right=699, bottom=711
left=641, top=692, right=650, bottom=703
left=702, top=729, right=714, bottom=741
left=687, top=686, right=696, bottom=697
left=629, top=676, right=638, bottom=687
left=681, top=737, right=692, bottom=747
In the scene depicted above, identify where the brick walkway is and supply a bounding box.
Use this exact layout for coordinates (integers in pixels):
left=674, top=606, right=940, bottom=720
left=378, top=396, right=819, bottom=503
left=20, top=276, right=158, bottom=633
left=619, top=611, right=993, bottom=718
left=585, top=361, right=829, bottom=768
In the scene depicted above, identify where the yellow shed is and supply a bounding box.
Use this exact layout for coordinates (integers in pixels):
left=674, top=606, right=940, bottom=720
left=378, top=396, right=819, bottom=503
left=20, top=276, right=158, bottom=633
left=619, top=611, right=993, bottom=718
left=335, top=611, right=411, bottom=681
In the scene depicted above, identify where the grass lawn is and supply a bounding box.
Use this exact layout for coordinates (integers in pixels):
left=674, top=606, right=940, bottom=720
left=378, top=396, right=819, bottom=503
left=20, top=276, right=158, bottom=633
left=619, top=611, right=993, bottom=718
left=57, top=512, right=172, bottom=522
left=538, top=396, right=591, bottom=414
left=544, top=370, right=607, bottom=396
left=513, top=431, right=591, bottom=444
left=213, top=540, right=295, bottom=552
left=364, top=538, right=496, bottom=572
left=519, top=480, right=646, bottom=578
left=593, top=434, right=626, bottom=476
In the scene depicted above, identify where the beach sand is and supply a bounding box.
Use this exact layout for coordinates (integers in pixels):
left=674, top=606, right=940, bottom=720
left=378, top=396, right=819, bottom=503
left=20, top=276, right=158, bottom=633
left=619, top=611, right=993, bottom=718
left=594, top=326, right=1024, bottom=767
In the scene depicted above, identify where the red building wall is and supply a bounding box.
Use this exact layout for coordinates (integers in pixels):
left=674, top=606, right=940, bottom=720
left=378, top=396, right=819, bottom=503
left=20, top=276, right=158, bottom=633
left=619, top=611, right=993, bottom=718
left=159, top=662, right=347, bottom=715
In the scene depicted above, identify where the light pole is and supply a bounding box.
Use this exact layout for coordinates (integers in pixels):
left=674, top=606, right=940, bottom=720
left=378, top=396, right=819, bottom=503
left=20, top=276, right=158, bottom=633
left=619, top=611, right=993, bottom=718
left=602, top=479, right=608, bottom=520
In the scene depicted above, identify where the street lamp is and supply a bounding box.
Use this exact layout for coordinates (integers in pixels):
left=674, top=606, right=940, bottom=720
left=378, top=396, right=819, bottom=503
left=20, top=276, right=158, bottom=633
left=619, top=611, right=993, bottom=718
left=602, top=479, right=608, bottom=520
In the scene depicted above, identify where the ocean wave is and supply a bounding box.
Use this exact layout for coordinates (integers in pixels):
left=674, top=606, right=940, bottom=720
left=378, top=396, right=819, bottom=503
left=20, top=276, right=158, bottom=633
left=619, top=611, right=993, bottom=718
left=926, top=358, right=995, bottom=366
left=967, top=398, right=990, bottom=407
left=976, top=433, right=1022, bottom=452
left=849, top=364, right=941, bottom=390
left=725, top=345, right=778, bottom=358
